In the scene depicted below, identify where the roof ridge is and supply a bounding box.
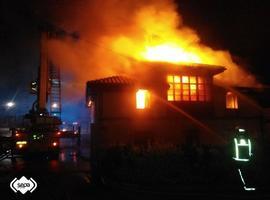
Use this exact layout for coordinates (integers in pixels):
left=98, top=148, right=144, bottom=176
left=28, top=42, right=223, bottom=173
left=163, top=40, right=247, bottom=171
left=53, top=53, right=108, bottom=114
left=87, top=75, right=135, bottom=85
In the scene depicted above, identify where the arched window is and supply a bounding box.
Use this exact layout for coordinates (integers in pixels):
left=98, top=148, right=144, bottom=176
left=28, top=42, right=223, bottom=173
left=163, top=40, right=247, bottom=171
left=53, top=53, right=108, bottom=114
left=87, top=99, right=96, bottom=123
left=136, top=89, right=150, bottom=109
left=226, top=92, right=238, bottom=109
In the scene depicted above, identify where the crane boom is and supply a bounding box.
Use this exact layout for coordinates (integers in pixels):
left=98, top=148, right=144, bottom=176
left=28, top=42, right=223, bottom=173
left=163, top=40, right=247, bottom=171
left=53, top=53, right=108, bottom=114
left=38, top=32, right=49, bottom=112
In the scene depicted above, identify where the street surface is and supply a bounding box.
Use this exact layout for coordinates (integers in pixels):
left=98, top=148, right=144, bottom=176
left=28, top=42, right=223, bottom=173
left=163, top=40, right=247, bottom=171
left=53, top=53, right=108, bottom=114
left=0, top=136, right=270, bottom=199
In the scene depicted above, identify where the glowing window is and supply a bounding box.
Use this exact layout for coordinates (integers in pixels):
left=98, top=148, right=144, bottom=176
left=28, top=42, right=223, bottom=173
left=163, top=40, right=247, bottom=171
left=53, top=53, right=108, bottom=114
left=182, top=76, right=189, bottom=83
left=136, top=89, right=150, bottom=109
left=167, top=75, right=210, bottom=102
left=226, top=92, right=238, bottom=109
left=87, top=98, right=95, bottom=123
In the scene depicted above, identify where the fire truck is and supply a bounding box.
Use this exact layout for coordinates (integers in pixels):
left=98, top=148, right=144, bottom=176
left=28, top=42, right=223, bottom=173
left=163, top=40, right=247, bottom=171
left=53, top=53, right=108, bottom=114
left=11, top=117, right=61, bottom=156
left=11, top=31, right=62, bottom=157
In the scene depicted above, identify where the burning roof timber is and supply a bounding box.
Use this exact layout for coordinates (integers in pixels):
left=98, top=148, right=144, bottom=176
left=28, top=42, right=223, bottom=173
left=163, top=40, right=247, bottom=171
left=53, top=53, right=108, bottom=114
left=86, top=75, right=135, bottom=93
left=86, top=62, right=226, bottom=96
left=46, top=0, right=259, bottom=94
left=87, top=62, right=225, bottom=85
left=87, top=76, right=134, bottom=86
left=129, top=62, right=226, bottom=76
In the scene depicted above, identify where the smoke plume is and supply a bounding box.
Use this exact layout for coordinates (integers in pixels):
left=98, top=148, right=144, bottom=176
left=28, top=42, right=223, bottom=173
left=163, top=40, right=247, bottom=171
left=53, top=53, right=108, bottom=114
left=44, top=0, right=258, bottom=100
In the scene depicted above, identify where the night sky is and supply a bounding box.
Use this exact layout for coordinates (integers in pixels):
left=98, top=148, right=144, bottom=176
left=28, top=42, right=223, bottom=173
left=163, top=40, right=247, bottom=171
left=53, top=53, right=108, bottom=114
left=177, top=0, right=270, bottom=82
left=1, top=0, right=269, bottom=120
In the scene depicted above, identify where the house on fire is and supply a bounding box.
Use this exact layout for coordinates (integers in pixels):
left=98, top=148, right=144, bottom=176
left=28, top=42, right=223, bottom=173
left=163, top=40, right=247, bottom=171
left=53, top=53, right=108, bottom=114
left=86, top=62, right=270, bottom=150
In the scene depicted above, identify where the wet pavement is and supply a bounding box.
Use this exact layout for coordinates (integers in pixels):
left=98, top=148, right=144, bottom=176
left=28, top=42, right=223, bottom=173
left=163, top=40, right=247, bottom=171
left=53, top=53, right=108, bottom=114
left=0, top=134, right=94, bottom=199
left=1, top=136, right=270, bottom=199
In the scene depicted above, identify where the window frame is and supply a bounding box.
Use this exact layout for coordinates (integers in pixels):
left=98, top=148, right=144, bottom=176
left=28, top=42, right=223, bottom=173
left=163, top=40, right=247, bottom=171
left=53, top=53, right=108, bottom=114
left=167, top=75, right=210, bottom=102
left=226, top=91, right=239, bottom=109
left=136, top=89, right=150, bottom=109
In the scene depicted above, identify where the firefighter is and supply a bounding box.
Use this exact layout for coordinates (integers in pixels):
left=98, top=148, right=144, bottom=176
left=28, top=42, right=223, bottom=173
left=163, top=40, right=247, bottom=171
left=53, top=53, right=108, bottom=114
left=232, top=127, right=256, bottom=191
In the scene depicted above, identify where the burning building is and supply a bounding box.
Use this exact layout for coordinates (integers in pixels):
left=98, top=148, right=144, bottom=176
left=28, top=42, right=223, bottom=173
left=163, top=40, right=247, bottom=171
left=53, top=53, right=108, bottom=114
left=39, top=0, right=270, bottom=187
left=85, top=61, right=270, bottom=188
left=86, top=62, right=269, bottom=149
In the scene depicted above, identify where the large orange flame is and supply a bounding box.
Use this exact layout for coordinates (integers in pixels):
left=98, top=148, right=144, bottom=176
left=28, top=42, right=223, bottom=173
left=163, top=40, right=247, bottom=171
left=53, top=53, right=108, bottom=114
left=102, top=3, right=257, bottom=87
left=110, top=5, right=203, bottom=64
left=47, top=0, right=258, bottom=94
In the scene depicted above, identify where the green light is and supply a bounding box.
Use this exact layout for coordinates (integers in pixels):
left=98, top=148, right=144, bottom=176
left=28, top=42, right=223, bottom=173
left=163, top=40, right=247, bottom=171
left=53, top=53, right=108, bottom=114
left=248, top=139, right=252, bottom=156
left=233, top=138, right=252, bottom=162
left=238, top=128, right=245, bottom=132
left=234, top=138, right=238, bottom=159
left=240, top=139, right=246, bottom=145
left=238, top=168, right=256, bottom=191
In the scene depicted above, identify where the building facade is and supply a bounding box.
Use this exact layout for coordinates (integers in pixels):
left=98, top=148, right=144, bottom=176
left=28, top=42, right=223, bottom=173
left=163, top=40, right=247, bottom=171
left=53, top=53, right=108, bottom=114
left=86, top=63, right=269, bottom=152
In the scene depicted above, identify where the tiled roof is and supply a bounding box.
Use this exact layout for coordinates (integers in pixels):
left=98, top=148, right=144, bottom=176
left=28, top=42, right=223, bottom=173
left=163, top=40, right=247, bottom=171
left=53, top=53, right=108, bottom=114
left=87, top=75, right=135, bottom=86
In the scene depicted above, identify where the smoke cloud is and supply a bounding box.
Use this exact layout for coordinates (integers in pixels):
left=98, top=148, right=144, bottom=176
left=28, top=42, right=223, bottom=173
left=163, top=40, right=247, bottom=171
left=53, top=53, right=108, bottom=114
left=44, top=0, right=258, bottom=102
